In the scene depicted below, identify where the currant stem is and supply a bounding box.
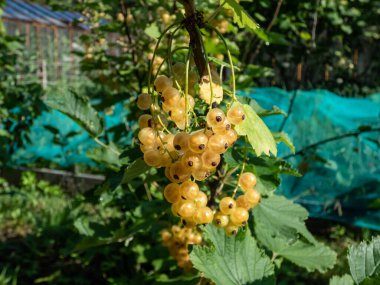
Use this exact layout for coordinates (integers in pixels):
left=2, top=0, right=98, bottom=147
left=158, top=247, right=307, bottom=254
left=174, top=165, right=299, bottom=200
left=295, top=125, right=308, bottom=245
left=184, top=47, right=192, bottom=132
left=232, top=137, right=248, bottom=198
left=205, top=0, right=227, bottom=24
left=148, top=22, right=180, bottom=94
left=94, top=137, right=121, bottom=156
left=195, top=26, right=215, bottom=110
left=207, top=25, right=237, bottom=101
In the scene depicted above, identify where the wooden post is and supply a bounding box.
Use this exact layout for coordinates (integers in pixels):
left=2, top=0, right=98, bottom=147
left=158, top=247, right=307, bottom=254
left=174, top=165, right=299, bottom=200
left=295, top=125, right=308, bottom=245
left=53, top=27, right=59, bottom=80
left=324, top=63, right=329, bottom=81
left=296, top=63, right=302, bottom=82
left=271, top=57, right=276, bottom=85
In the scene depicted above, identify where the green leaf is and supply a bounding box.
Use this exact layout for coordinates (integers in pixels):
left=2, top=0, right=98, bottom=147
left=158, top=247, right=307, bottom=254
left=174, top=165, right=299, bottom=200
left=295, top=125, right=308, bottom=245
left=208, top=56, right=241, bottom=71
left=43, top=89, right=104, bottom=137
left=249, top=100, right=287, bottom=117
left=272, top=132, right=295, bottom=153
left=73, top=221, right=151, bottom=252
left=256, top=232, right=337, bottom=272
left=122, top=158, right=151, bottom=184
left=253, top=195, right=316, bottom=243
left=254, top=195, right=337, bottom=272
left=87, top=143, right=121, bottom=171
left=223, top=0, right=269, bottom=41
left=329, top=275, right=354, bottom=285
left=348, top=236, right=380, bottom=284
left=233, top=102, right=277, bottom=156
left=361, top=276, right=380, bottom=285
left=300, top=31, right=312, bottom=41
left=190, top=225, right=274, bottom=285
left=145, top=23, right=160, bottom=39
left=74, top=217, right=95, bottom=236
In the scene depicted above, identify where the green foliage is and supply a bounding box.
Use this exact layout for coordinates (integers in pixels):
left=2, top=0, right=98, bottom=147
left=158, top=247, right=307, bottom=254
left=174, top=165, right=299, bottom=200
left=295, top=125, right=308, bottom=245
left=0, top=0, right=378, bottom=284
left=329, top=274, right=354, bottom=285
left=233, top=102, right=277, bottom=156
left=190, top=225, right=274, bottom=285
left=254, top=195, right=337, bottom=272
left=348, top=236, right=380, bottom=284
left=223, top=0, right=268, bottom=41
left=44, top=89, right=104, bottom=137
left=272, top=131, right=295, bottom=154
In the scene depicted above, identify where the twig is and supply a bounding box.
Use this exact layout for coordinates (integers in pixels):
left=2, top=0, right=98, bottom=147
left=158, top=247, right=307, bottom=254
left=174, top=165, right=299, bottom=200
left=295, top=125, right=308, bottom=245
left=245, top=0, right=283, bottom=64
left=178, top=0, right=207, bottom=76
left=282, top=127, right=380, bottom=159
left=278, top=89, right=298, bottom=132
left=94, top=137, right=121, bottom=156
left=311, top=0, right=321, bottom=49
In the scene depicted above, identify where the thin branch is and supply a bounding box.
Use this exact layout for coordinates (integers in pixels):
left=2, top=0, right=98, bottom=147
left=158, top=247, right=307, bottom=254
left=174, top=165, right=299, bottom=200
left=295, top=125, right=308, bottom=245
left=278, top=89, right=298, bottom=132
left=282, top=127, right=380, bottom=159
left=244, top=0, right=283, bottom=64
left=311, top=0, right=321, bottom=49
left=178, top=0, right=207, bottom=76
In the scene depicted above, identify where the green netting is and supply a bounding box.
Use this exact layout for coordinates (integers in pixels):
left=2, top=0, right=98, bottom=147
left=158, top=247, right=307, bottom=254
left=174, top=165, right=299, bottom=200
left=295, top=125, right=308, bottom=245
left=239, top=88, right=380, bottom=230
left=6, top=88, right=380, bottom=229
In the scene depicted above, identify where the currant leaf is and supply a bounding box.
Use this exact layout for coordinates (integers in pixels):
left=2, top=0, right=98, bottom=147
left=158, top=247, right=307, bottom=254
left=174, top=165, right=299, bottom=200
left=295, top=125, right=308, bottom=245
left=348, top=236, right=380, bottom=284
left=329, top=275, right=354, bottom=285
left=233, top=102, right=277, bottom=156
left=190, top=224, right=274, bottom=285
left=223, top=0, right=269, bottom=42
left=44, top=89, right=104, bottom=137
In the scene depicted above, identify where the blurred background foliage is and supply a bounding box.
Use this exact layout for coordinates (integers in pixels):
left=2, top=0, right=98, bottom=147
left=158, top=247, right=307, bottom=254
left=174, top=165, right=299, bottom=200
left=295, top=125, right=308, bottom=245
left=0, top=0, right=379, bottom=284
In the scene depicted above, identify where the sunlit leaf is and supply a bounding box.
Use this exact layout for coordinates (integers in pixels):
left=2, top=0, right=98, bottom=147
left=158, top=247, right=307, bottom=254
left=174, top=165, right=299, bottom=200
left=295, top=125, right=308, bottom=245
left=190, top=225, right=274, bottom=285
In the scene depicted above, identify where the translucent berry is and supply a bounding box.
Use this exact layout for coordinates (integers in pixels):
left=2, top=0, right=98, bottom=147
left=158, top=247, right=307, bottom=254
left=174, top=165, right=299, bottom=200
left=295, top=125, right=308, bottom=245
left=164, top=183, right=180, bottom=203
left=170, top=161, right=191, bottom=182
left=170, top=107, right=185, bottom=122
left=213, top=211, right=229, bottom=228
left=192, top=167, right=210, bottom=181
left=230, top=207, right=249, bottom=225
left=244, top=189, right=261, bottom=206
left=171, top=201, right=182, bottom=217
left=194, top=191, right=208, bottom=208
left=181, top=151, right=202, bottom=170
left=137, top=93, right=151, bottom=110
left=225, top=129, right=238, bottom=145
left=236, top=195, right=253, bottom=210
left=179, top=181, right=199, bottom=200
left=208, top=134, right=229, bottom=154
left=162, top=134, right=175, bottom=152
left=143, top=149, right=162, bottom=167
left=178, top=201, right=196, bottom=218
left=138, top=127, right=156, bottom=146
left=163, top=87, right=180, bottom=107
left=207, top=108, right=226, bottom=127
left=212, top=118, right=231, bottom=134
left=193, top=207, right=214, bottom=224
left=188, top=131, right=208, bottom=153
left=173, top=132, right=190, bottom=152
left=161, top=230, right=172, bottom=244
left=239, top=172, right=257, bottom=191
left=138, top=114, right=153, bottom=129
left=165, top=166, right=176, bottom=183
left=225, top=223, right=239, bottom=236
left=227, top=105, right=245, bottom=125
left=179, top=96, right=195, bottom=110
left=140, top=143, right=156, bottom=153
left=192, top=233, right=202, bottom=244
left=201, top=150, right=221, bottom=170
left=154, top=75, right=173, bottom=93
left=172, top=62, right=186, bottom=77
left=219, top=197, right=236, bottom=214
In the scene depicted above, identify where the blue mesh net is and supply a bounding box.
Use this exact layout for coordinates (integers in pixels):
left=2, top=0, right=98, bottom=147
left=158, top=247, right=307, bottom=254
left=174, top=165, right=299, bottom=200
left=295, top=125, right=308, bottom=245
left=239, top=88, right=380, bottom=230
left=8, top=88, right=380, bottom=229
